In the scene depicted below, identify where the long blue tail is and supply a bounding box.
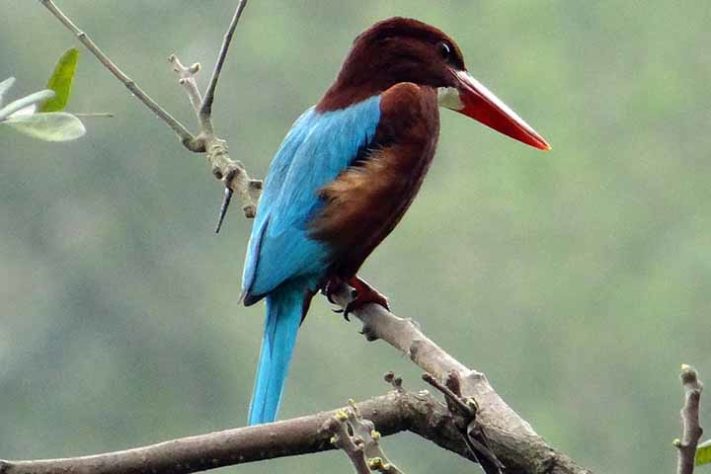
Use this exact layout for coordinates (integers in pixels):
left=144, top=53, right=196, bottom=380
left=248, top=284, right=304, bottom=425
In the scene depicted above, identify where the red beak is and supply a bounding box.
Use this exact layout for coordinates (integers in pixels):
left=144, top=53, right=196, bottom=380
left=450, top=70, right=551, bottom=151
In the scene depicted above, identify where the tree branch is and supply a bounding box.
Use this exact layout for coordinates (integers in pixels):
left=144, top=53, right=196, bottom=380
left=674, top=364, right=704, bottom=474
left=36, top=3, right=594, bottom=472
left=40, top=0, right=262, bottom=221
left=327, top=413, right=372, bottom=474
left=0, top=390, right=473, bottom=474
left=199, top=0, right=249, bottom=126
left=329, top=284, right=593, bottom=474
left=168, top=53, right=262, bottom=223
left=326, top=399, right=404, bottom=473
left=422, top=372, right=504, bottom=474
left=38, top=0, right=198, bottom=150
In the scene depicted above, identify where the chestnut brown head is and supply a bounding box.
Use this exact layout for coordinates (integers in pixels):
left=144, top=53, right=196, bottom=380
left=319, top=17, right=550, bottom=150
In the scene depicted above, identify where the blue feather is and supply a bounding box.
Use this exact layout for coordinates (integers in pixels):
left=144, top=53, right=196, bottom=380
left=248, top=280, right=312, bottom=425
left=243, top=96, right=382, bottom=425
left=242, top=96, right=382, bottom=300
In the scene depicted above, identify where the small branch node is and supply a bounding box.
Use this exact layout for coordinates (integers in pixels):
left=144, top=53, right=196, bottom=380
left=327, top=399, right=404, bottom=474
left=368, top=456, right=399, bottom=473
left=384, top=371, right=404, bottom=392
left=249, top=179, right=263, bottom=191
left=242, top=203, right=257, bottom=219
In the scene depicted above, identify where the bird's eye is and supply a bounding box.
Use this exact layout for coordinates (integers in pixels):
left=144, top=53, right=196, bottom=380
left=437, top=42, right=452, bottom=60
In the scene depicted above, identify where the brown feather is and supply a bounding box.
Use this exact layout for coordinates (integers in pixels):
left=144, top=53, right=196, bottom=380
left=317, top=17, right=464, bottom=112
left=310, top=83, right=439, bottom=278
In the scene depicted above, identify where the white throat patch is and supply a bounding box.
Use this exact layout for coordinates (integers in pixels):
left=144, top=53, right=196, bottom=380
left=436, top=86, right=463, bottom=111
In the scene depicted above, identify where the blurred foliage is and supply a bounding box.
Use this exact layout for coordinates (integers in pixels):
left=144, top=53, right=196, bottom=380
left=1, top=1, right=710, bottom=473
left=0, top=84, right=85, bottom=142
left=1, top=48, right=84, bottom=142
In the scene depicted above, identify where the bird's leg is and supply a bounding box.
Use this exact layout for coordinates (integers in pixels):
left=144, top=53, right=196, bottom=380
left=342, top=276, right=390, bottom=319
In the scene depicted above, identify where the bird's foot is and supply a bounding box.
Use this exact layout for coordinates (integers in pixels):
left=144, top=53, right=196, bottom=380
left=322, top=278, right=353, bottom=305
left=321, top=276, right=390, bottom=321
left=342, top=276, right=390, bottom=320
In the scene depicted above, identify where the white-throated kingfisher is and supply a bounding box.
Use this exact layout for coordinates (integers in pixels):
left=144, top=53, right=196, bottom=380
left=241, top=17, right=550, bottom=425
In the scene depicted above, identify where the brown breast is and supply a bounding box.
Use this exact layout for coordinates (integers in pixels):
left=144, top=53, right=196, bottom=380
left=309, top=82, right=440, bottom=278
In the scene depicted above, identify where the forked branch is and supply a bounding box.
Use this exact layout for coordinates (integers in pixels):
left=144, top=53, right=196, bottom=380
left=330, top=283, right=592, bottom=474
left=325, top=399, right=404, bottom=473
left=38, top=0, right=198, bottom=149
left=40, top=0, right=261, bottom=221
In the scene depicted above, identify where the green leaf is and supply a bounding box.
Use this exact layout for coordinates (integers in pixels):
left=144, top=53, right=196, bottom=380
left=2, top=111, right=86, bottom=141
left=39, top=48, right=79, bottom=112
left=0, top=90, right=55, bottom=122
left=0, top=77, right=16, bottom=106
left=697, top=439, right=711, bottom=466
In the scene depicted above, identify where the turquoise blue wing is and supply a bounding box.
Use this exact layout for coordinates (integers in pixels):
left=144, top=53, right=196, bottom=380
left=242, top=96, right=381, bottom=302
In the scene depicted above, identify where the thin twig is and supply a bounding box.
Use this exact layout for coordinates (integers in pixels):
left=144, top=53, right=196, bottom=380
left=42, top=0, right=262, bottom=221
left=199, top=0, right=249, bottom=129
left=423, top=373, right=503, bottom=474
left=168, top=54, right=262, bottom=220
left=422, top=372, right=473, bottom=417
left=168, top=56, right=203, bottom=123
left=215, top=186, right=234, bottom=233
left=674, top=364, right=704, bottom=474
left=38, top=0, right=200, bottom=150
left=72, top=112, right=115, bottom=118
left=167, top=3, right=262, bottom=221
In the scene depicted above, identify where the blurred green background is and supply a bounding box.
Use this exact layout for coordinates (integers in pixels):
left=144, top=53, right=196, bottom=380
left=1, top=1, right=709, bottom=472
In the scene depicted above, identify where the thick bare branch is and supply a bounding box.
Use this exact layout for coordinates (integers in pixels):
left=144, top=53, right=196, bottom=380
left=0, top=391, right=473, bottom=474
left=329, top=284, right=593, bottom=474
left=674, top=364, right=704, bottom=474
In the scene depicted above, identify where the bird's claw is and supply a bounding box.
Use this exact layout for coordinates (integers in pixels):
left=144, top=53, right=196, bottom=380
left=321, top=278, right=347, bottom=305
left=322, top=276, right=389, bottom=321
left=341, top=276, right=390, bottom=319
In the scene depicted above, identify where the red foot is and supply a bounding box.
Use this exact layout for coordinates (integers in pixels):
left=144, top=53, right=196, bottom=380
left=322, top=276, right=390, bottom=320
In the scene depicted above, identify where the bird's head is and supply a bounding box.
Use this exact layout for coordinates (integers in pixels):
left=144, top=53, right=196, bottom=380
left=319, top=17, right=550, bottom=151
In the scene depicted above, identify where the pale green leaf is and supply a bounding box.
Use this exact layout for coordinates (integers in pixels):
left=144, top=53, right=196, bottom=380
left=0, top=90, right=55, bottom=122
left=39, top=48, right=79, bottom=112
left=697, top=439, right=711, bottom=466
left=0, top=77, right=16, bottom=106
left=2, top=112, right=86, bottom=141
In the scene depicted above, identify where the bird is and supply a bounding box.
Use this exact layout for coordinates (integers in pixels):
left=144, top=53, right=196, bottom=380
left=241, top=17, right=550, bottom=425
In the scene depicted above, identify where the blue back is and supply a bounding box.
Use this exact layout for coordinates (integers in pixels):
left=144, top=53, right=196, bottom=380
left=242, top=96, right=381, bottom=298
